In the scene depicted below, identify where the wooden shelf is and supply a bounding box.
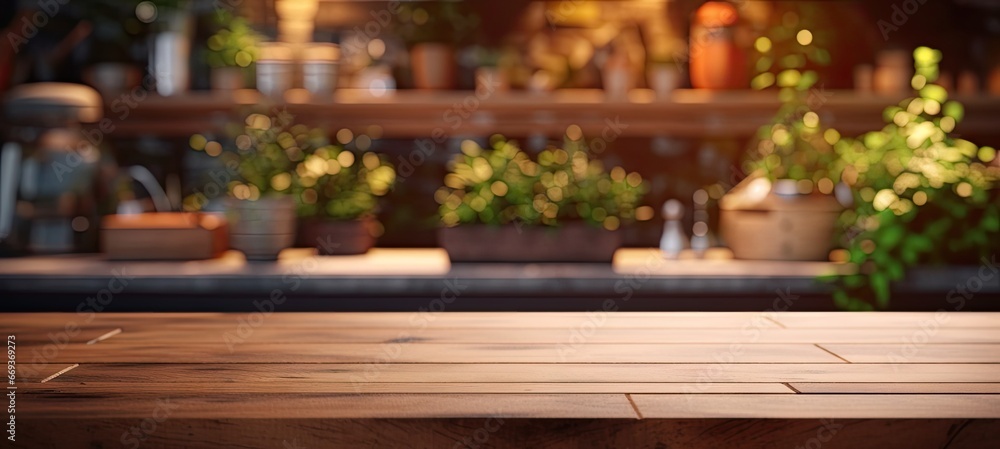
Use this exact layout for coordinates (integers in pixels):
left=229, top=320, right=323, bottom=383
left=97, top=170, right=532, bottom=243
left=99, top=88, right=1000, bottom=140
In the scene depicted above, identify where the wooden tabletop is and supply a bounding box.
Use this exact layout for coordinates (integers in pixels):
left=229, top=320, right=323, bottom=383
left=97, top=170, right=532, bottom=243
left=7, top=311, right=1000, bottom=448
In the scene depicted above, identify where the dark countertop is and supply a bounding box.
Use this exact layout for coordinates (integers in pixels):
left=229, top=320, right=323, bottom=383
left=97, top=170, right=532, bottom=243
left=1, top=248, right=996, bottom=312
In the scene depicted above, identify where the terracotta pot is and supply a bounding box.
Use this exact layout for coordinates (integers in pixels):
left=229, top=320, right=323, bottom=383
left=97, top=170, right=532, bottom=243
left=298, top=218, right=375, bottom=255
left=411, top=43, right=456, bottom=90
left=211, top=67, right=245, bottom=91
left=719, top=179, right=841, bottom=261
left=227, top=196, right=296, bottom=260
left=439, top=223, right=621, bottom=263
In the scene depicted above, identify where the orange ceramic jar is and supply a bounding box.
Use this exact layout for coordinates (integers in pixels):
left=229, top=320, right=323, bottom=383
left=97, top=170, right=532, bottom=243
left=689, top=1, right=748, bottom=90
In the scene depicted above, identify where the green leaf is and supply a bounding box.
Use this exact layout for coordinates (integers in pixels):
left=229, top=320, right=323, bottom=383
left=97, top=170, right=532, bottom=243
left=833, top=290, right=850, bottom=310
left=879, top=224, right=905, bottom=250
left=886, top=261, right=905, bottom=281
left=943, top=101, right=964, bottom=122
left=844, top=274, right=864, bottom=288
left=871, top=272, right=890, bottom=309
left=923, top=218, right=952, bottom=238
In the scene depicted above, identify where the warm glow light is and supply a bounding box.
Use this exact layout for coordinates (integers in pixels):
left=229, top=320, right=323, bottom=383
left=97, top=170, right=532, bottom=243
left=796, top=29, right=813, bottom=46
left=817, top=178, right=834, bottom=194
left=490, top=181, right=508, bottom=197
left=956, top=182, right=972, bottom=197
left=271, top=173, right=291, bottom=191
left=337, top=151, right=355, bottom=168
left=979, top=146, right=996, bottom=163
left=823, top=129, right=840, bottom=145
left=803, top=112, right=819, bottom=128
left=368, top=39, right=386, bottom=60
left=636, top=206, right=654, bottom=221
left=566, top=125, right=583, bottom=141
left=135, top=1, right=157, bottom=23
left=356, top=135, right=372, bottom=151
left=336, top=129, right=354, bottom=145
left=204, top=141, right=222, bottom=157
left=754, top=37, right=772, bottom=53
left=189, top=134, right=206, bottom=151
left=940, top=116, right=956, bottom=133
left=369, top=79, right=388, bottom=97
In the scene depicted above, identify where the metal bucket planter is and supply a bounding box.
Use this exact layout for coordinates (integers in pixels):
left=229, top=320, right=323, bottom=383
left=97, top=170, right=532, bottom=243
left=439, top=223, right=621, bottom=263
left=227, top=196, right=296, bottom=260
left=298, top=217, right=375, bottom=255
left=719, top=179, right=842, bottom=261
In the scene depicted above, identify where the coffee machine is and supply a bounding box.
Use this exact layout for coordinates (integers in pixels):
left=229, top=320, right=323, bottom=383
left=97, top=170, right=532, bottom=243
left=0, top=82, right=114, bottom=254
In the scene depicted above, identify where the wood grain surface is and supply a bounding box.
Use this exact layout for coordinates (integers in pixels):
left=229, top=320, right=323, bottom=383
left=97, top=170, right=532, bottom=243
left=6, top=311, right=1000, bottom=448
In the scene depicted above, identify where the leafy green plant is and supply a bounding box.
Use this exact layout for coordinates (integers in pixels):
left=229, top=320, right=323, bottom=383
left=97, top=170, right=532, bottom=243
left=743, top=4, right=837, bottom=184
left=206, top=10, right=262, bottom=69
left=749, top=4, right=831, bottom=92
left=393, top=2, right=479, bottom=46
left=828, top=47, right=1000, bottom=310
left=186, top=110, right=395, bottom=221
left=292, top=143, right=396, bottom=221
left=436, top=135, right=648, bottom=230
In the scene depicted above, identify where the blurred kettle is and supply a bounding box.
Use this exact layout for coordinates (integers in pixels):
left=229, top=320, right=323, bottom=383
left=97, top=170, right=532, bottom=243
left=0, top=82, right=112, bottom=254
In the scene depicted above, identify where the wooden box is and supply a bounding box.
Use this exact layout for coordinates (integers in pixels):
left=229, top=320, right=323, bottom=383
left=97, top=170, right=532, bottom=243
left=101, top=213, right=229, bottom=260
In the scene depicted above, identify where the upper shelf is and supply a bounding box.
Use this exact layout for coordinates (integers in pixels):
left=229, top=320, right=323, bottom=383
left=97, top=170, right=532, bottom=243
left=99, top=88, right=1000, bottom=140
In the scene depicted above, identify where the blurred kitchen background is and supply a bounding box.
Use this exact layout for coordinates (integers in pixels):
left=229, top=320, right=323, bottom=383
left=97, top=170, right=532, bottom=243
left=1, top=0, right=999, bottom=253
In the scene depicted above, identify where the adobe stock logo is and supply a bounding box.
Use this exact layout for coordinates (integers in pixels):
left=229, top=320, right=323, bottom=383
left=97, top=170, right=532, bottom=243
left=877, top=0, right=930, bottom=41
left=5, top=0, right=70, bottom=53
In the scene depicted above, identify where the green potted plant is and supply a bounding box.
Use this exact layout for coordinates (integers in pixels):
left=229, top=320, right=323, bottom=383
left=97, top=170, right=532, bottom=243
left=292, top=136, right=396, bottom=255
left=222, top=110, right=298, bottom=260
left=718, top=16, right=842, bottom=261
left=206, top=10, right=262, bottom=91
left=436, top=135, right=649, bottom=262
left=394, top=2, right=478, bottom=89
left=828, top=47, right=999, bottom=310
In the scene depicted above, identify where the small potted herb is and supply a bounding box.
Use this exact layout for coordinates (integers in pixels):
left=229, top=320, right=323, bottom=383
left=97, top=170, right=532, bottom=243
left=394, top=2, right=478, bottom=89
left=223, top=110, right=298, bottom=260
left=436, top=135, right=648, bottom=262
left=292, top=137, right=396, bottom=255
left=206, top=10, right=262, bottom=91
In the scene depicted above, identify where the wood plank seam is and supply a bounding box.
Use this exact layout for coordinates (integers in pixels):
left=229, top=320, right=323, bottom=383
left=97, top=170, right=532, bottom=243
left=814, top=344, right=852, bottom=363
left=624, top=394, right=644, bottom=420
